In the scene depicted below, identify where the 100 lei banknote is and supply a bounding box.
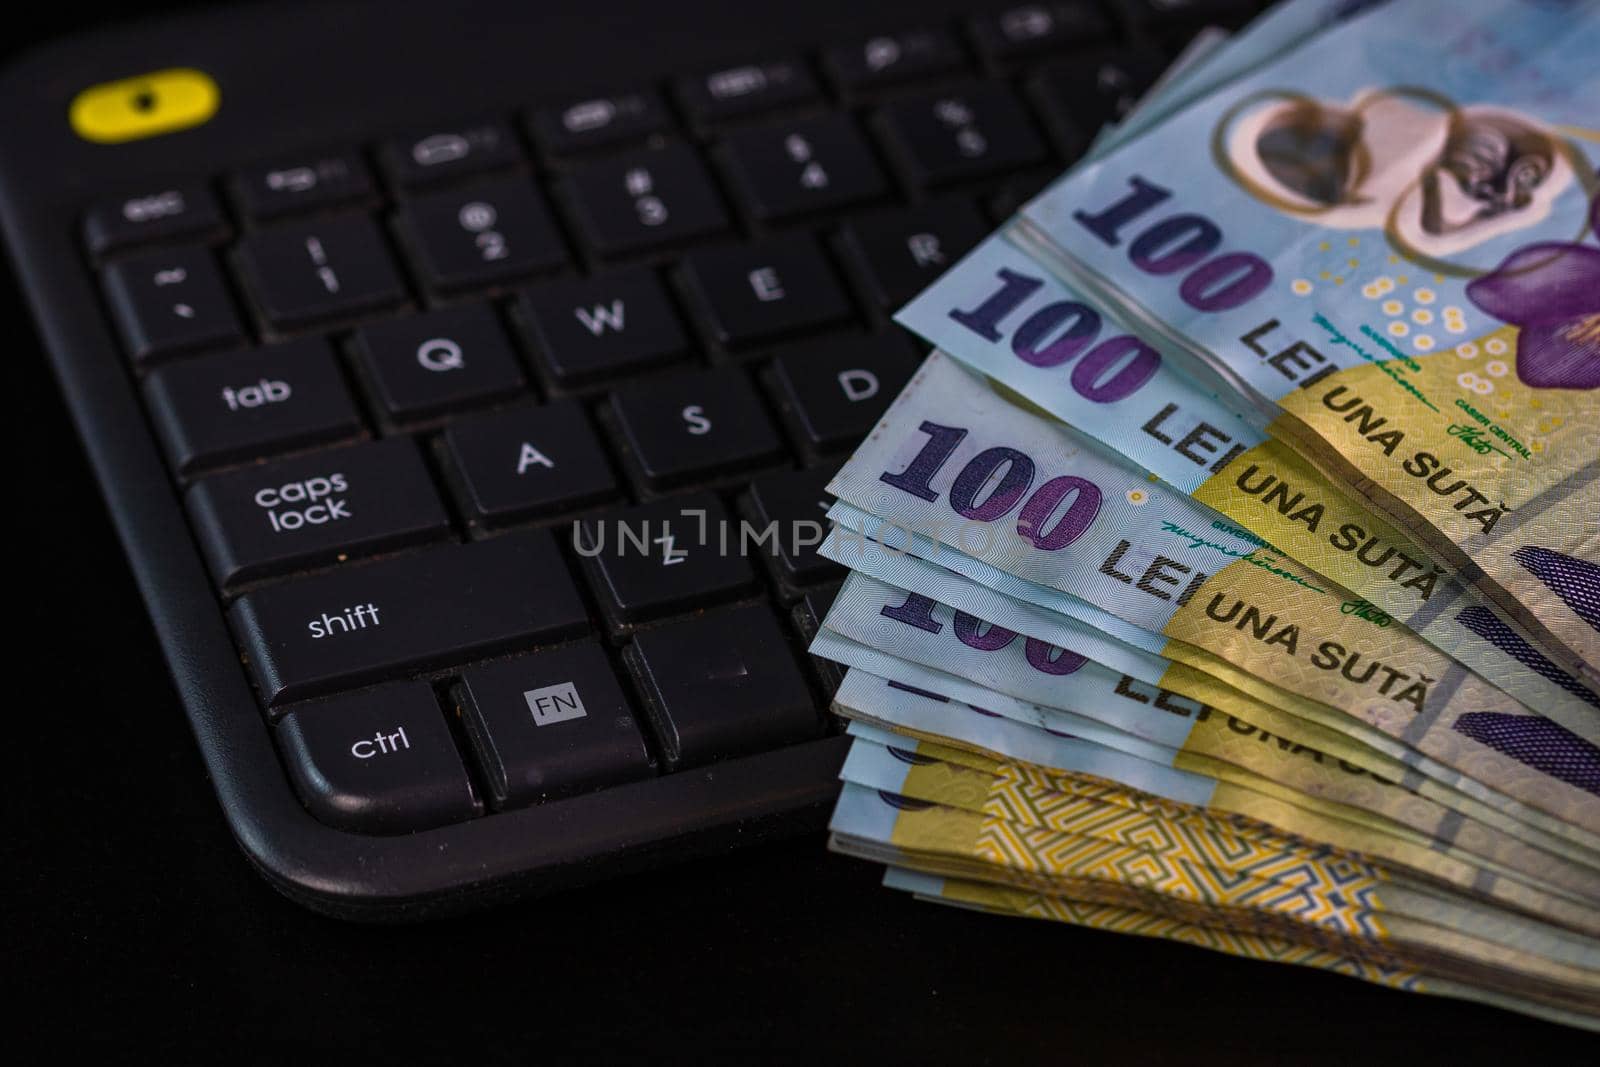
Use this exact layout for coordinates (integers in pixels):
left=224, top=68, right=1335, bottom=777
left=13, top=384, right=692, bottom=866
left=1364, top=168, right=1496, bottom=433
left=895, top=232, right=1600, bottom=733
left=838, top=727, right=1600, bottom=969
left=878, top=866, right=1600, bottom=1031
left=819, top=515, right=1600, bottom=857
left=813, top=577, right=1600, bottom=911
left=824, top=653, right=1600, bottom=932
left=1013, top=0, right=1600, bottom=676
left=823, top=352, right=1600, bottom=836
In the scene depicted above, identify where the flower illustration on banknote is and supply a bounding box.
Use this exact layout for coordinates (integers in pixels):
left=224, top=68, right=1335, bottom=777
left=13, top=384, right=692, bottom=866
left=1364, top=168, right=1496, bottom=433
left=1464, top=194, right=1600, bottom=390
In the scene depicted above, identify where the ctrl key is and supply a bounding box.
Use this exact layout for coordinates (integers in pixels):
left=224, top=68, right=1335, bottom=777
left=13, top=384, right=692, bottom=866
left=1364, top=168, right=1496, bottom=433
left=275, top=682, right=478, bottom=834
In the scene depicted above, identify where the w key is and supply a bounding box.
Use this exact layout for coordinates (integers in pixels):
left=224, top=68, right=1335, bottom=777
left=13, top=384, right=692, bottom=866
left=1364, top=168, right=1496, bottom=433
left=186, top=438, right=451, bottom=592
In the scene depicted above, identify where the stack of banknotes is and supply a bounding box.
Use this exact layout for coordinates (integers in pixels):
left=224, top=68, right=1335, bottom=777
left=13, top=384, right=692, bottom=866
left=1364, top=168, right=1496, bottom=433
left=809, top=0, right=1600, bottom=1029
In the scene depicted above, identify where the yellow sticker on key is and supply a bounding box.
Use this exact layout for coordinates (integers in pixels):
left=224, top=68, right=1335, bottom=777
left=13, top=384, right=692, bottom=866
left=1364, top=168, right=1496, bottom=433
left=69, top=68, right=218, bottom=144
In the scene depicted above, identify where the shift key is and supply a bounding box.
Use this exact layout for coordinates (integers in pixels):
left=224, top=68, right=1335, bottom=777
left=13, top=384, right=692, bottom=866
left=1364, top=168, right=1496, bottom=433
left=233, top=531, right=589, bottom=706
left=187, top=438, right=451, bottom=592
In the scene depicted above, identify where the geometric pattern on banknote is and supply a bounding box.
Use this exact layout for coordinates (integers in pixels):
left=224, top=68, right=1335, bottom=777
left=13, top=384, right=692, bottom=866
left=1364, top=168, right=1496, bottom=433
left=980, top=766, right=1363, bottom=879
left=969, top=807, right=1390, bottom=939
left=1452, top=712, right=1600, bottom=796
left=1454, top=604, right=1600, bottom=708
left=995, top=886, right=1422, bottom=991
left=1513, top=547, right=1600, bottom=631
left=989, top=759, right=1338, bottom=862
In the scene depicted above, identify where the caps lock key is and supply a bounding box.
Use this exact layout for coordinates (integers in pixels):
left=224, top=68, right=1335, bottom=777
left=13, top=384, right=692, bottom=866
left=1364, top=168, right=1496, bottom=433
left=186, top=438, right=451, bottom=592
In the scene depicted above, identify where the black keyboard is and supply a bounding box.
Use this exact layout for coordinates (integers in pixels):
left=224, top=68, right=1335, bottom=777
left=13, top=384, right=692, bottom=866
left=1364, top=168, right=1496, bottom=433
left=0, top=0, right=1259, bottom=917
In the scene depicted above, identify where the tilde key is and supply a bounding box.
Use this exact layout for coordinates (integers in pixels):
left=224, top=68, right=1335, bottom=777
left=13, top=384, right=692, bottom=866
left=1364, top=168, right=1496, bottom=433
left=186, top=437, right=452, bottom=592
left=233, top=530, right=589, bottom=706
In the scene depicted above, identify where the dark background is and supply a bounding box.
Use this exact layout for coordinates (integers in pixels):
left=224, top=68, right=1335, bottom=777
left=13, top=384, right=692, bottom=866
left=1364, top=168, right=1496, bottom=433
left=5, top=3, right=1593, bottom=1063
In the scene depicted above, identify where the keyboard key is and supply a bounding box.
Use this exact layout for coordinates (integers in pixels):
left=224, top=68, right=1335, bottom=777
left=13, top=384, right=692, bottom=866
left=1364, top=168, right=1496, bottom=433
left=968, top=4, right=1112, bottom=65
left=440, top=399, right=619, bottom=527
left=623, top=604, right=819, bottom=770
left=186, top=437, right=451, bottom=591
left=767, top=333, right=917, bottom=454
left=233, top=530, right=588, bottom=705
left=876, top=84, right=1049, bottom=191
left=679, top=235, right=853, bottom=347
left=877, top=84, right=1049, bottom=188
left=351, top=305, right=525, bottom=424
left=608, top=368, right=785, bottom=491
left=231, top=151, right=374, bottom=221
left=791, top=581, right=846, bottom=696
left=745, top=467, right=843, bottom=588
left=718, top=115, right=890, bottom=222
left=143, top=337, right=363, bottom=475
left=515, top=268, right=687, bottom=388
left=838, top=198, right=988, bottom=309
left=379, top=119, right=523, bottom=187
left=1030, top=50, right=1167, bottom=149
left=675, top=59, right=820, bottom=127
left=556, top=143, right=730, bottom=259
left=276, top=682, right=477, bottom=833
left=576, top=494, right=758, bottom=629
left=457, top=641, right=653, bottom=808
left=102, top=246, right=245, bottom=363
left=1126, top=0, right=1258, bottom=38
left=83, top=185, right=226, bottom=256
left=235, top=214, right=408, bottom=331
left=528, top=89, right=673, bottom=156
left=397, top=176, right=567, bottom=293
left=822, top=28, right=967, bottom=95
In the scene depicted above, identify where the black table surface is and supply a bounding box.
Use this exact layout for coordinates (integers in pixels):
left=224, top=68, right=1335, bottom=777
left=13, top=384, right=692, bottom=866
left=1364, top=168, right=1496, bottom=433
left=6, top=6, right=1594, bottom=1063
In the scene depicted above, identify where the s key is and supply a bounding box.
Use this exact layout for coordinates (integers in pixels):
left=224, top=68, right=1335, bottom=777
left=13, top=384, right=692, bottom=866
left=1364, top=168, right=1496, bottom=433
left=608, top=367, right=785, bottom=492
left=186, top=437, right=451, bottom=592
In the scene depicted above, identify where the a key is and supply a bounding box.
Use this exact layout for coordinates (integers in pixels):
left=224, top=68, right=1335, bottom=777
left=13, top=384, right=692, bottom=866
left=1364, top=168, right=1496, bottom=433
left=575, top=493, right=758, bottom=631
left=440, top=398, right=619, bottom=528
left=457, top=641, right=653, bottom=809
left=231, top=151, right=374, bottom=221
left=379, top=119, right=524, bottom=188
left=718, top=115, right=890, bottom=222
left=767, top=332, right=917, bottom=455
left=232, top=530, right=588, bottom=705
left=678, top=235, right=853, bottom=347
left=822, top=28, right=968, bottom=96
left=527, top=89, right=673, bottom=156
left=397, top=176, right=567, bottom=293
left=838, top=198, right=988, bottom=309
left=675, top=59, right=820, bottom=127
left=607, top=367, right=785, bottom=492
left=790, top=581, right=846, bottom=697
left=143, top=337, right=364, bottom=475
left=556, top=143, right=730, bottom=259
left=984, top=169, right=1059, bottom=224
left=623, top=603, right=820, bottom=770
left=744, top=467, right=843, bottom=589
left=968, top=4, right=1112, bottom=65
left=1030, top=50, right=1167, bottom=149
left=186, top=437, right=451, bottom=591
left=876, top=83, right=1049, bottom=187
left=276, top=682, right=477, bottom=833
left=102, top=246, right=245, bottom=363
left=83, top=185, right=226, bottom=257
left=350, top=304, right=525, bottom=425
left=234, top=214, right=408, bottom=331
left=515, top=268, right=687, bottom=389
